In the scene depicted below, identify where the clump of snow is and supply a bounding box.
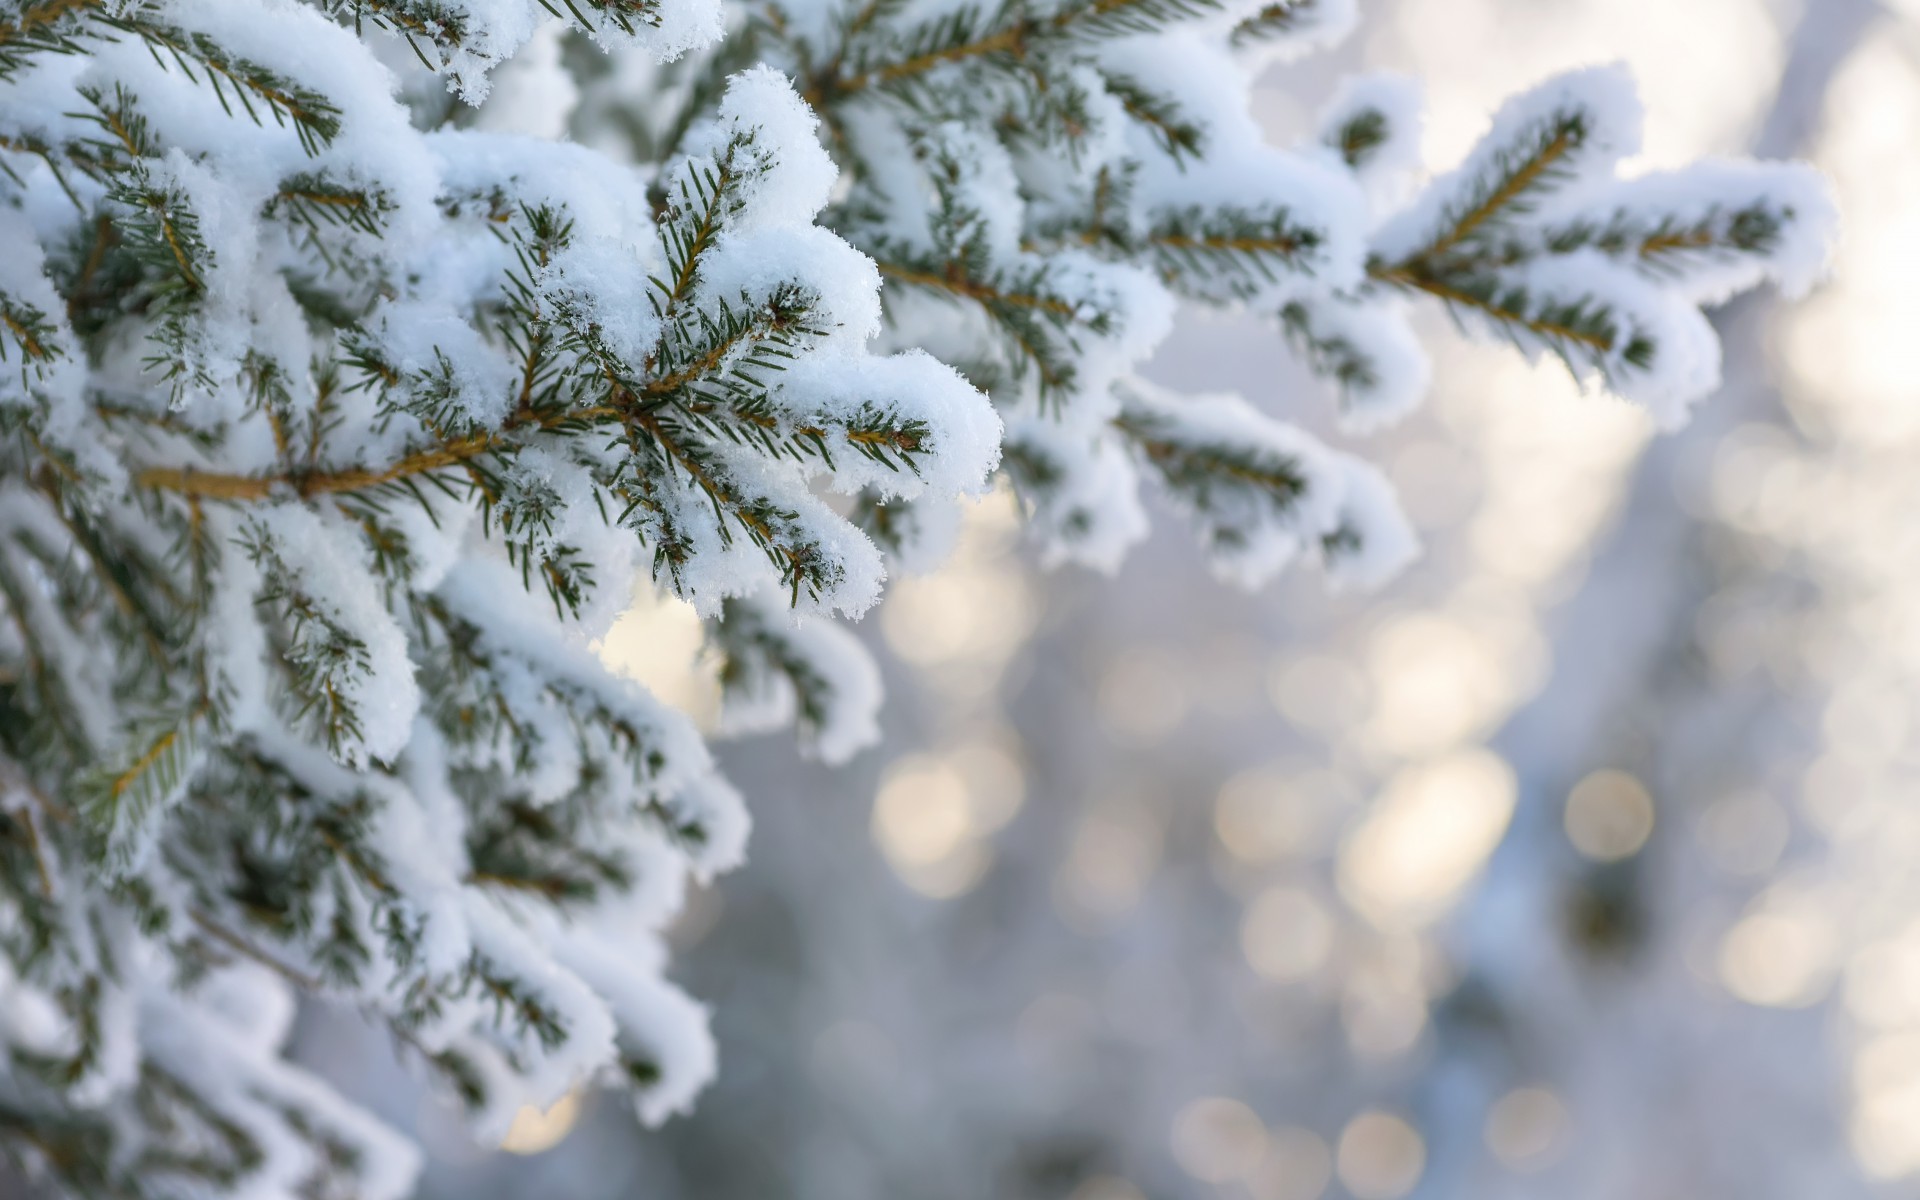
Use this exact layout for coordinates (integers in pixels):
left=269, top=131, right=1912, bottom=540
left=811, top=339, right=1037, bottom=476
left=1318, top=453, right=1421, bottom=591
left=686, top=66, right=839, bottom=231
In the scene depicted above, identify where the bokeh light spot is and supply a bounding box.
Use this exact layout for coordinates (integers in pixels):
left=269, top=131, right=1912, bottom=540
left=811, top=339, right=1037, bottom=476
left=1171, top=1096, right=1268, bottom=1184
left=1336, top=1110, right=1425, bottom=1200
left=1563, top=770, right=1655, bottom=862
left=1484, top=1087, right=1567, bottom=1169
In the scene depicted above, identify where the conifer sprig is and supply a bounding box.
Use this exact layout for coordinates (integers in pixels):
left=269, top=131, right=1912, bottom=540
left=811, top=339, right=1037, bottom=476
left=1397, top=105, right=1596, bottom=265
left=1145, top=204, right=1327, bottom=297
left=1231, top=0, right=1331, bottom=45
left=0, top=0, right=111, bottom=78
left=1113, top=407, right=1310, bottom=514
left=112, top=17, right=344, bottom=154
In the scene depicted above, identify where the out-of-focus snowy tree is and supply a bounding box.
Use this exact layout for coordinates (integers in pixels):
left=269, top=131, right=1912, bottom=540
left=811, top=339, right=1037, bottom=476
left=0, top=0, right=1842, bottom=1198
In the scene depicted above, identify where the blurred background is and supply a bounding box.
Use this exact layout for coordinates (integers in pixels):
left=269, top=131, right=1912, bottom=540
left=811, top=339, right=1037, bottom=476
left=297, top=0, right=1920, bottom=1195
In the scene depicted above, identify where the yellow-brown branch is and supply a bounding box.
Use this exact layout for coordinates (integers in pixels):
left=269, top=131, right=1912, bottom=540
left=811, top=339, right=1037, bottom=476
left=1421, top=126, right=1578, bottom=261
left=877, top=260, right=1077, bottom=317
left=134, top=409, right=601, bottom=502
left=1640, top=227, right=1718, bottom=258
left=275, top=187, right=372, bottom=212
left=1149, top=231, right=1307, bottom=258
left=109, top=730, right=175, bottom=800
left=643, top=320, right=760, bottom=398
left=657, top=160, right=734, bottom=319
left=825, top=0, right=1181, bottom=97
left=1114, top=417, right=1306, bottom=497
left=831, top=23, right=1027, bottom=96
left=0, top=0, right=100, bottom=47
left=153, top=204, right=202, bottom=291
left=1, top=309, right=50, bottom=362
left=1370, top=264, right=1614, bottom=354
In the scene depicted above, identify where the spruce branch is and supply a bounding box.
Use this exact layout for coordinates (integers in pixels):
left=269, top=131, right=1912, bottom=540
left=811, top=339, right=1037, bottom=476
left=1525, top=199, right=1799, bottom=277
left=711, top=597, right=842, bottom=740
left=71, top=712, right=206, bottom=874
left=1369, top=259, right=1649, bottom=370
left=0, top=295, right=62, bottom=387
left=466, top=799, right=632, bottom=907
left=0, top=0, right=108, bottom=77
left=847, top=487, right=917, bottom=559
left=110, top=16, right=344, bottom=155
left=1280, top=299, right=1381, bottom=398
left=651, top=155, right=739, bottom=321
left=1104, top=72, right=1206, bottom=163
left=266, top=175, right=392, bottom=240
left=874, top=259, right=1075, bottom=318
left=323, top=0, right=470, bottom=58
left=1396, top=104, right=1595, bottom=264
left=1112, top=408, right=1309, bottom=512
left=1046, top=0, right=1224, bottom=42
left=617, top=405, right=849, bottom=605
left=1230, top=0, right=1323, bottom=45
left=1327, top=105, right=1390, bottom=170
left=0, top=127, right=90, bottom=207
left=822, top=1, right=1029, bottom=98
left=536, top=0, right=666, bottom=38
left=1144, top=205, right=1326, bottom=295
left=821, top=0, right=1225, bottom=98
left=873, top=253, right=1091, bottom=402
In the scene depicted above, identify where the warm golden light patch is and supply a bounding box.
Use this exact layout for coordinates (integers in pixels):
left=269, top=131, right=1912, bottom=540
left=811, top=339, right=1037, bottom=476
left=1339, top=750, right=1517, bottom=929
left=499, top=1091, right=581, bottom=1156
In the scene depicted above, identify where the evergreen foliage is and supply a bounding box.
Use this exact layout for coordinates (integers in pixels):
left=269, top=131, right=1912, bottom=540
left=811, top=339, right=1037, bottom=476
left=0, top=0, right=1833, bottom=1196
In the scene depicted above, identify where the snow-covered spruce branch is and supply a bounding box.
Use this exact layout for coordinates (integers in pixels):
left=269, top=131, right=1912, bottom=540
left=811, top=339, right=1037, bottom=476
left=1360, top=68, right=1834, bottom=427
left=0, top=3, right=999, bottom=1196
left=0, top=0, right=1834, bottom=1196
left=638, top=0, right=1839, bottom=572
